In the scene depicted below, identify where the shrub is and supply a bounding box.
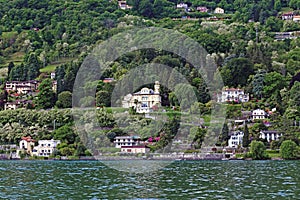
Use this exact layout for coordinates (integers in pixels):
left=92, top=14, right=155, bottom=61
left=250, top=140, right=269, bottom=160
left=280, top=140, right=299, bottom=160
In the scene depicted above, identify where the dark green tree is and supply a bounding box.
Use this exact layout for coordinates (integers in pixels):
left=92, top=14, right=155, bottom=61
left=56, top=91, right=72, bottom=108
left=219, top=122, right=230, bottom=146
left=35, top=78, right=56, bottom=109
left=96, top=90, right=111, bottom=107
left=252, top=70, right=266, bottom=99
left=221, top=57, right=254, bottom=87
left=242, top=124, right=250, bottom=148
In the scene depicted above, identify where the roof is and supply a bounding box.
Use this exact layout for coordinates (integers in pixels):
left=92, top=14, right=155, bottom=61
left=223, top=88, right=244, bottom=91
left=115, top=136, right=141, bottom=139
left=21, top=136, right=36, bottom=142
left=260, top=130, right=279, bottom=134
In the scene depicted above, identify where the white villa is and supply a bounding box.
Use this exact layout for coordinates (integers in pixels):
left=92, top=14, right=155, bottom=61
left=32, top=139, right=61, bottom=157
left=114, top=136, right=141, bottom=148
left=259, top=131, right=282, bottom=142
left=252, top=109, right=266, bottom=120
left=217, top=87, right=249, bottom=103
left=122, top=81, right=161, bottom=113
left=228, top=131, right=244, bottom=148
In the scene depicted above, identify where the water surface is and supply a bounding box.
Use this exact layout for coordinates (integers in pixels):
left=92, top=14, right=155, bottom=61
left=0, top=160, right=299, bottom=199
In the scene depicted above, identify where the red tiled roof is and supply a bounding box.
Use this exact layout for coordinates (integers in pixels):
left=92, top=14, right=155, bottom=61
left=21, top=136, right=36, bottom=142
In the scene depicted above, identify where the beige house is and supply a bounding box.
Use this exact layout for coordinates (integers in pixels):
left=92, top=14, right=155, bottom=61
left=121, top=146, right=150, bottom=153
left=19, top=136, right=36, bottom=155
left=293, top=15, right=300, bottom=22
left=122, top=81, right=161, bottom=113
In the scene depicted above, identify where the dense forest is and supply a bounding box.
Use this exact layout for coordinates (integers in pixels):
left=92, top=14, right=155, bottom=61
left=0, top=0, right=300, bottom=158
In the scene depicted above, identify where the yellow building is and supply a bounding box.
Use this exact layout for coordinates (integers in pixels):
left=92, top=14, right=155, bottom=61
left=122, top=81, right=161, bottom=113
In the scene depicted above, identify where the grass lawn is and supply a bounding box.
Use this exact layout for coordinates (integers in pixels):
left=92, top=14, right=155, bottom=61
left=40, top=65, right=57, bottom=73
left=266, top=149, right=281, bottom=159
left=267, top=153, right=281, bottom=158
left=281, top=7, right=294, bottom=12
left=1, top=31, right=17, bottom=39
left=0, top=51, right=25, bottom=69
left=40, top=58, right=74, bottom=73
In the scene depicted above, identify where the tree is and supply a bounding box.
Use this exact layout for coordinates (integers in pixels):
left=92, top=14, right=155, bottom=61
left=263, top=72, right=287, bottom=97
left=54, top=124, right=76, bottom=144
left=274, top=0, right=282, bottom=11
left=24, top=53, right=41, bottom=80
left=7, top=62, right=14, bottom=78
left=189, top=126, right=206, bottom=149
left=35, top=78, right=56, bottom=109
left=242, top=124, right=250, bottom=148
left=219, top=122, right=230, bottom=146
left=96, top=90, right=110, bottom=107
left=221, top=57, right=254, bottom=87
left=288, top=81, right=300, bottom=109
left=250, top=140, right=269, bottom=160
left=289, top=0, right=300, bottom=10
left=56, top=91, right=72, bottom=108
left=252, top=70, right=266, bottom=99
left=280, top=140, right=299, bottom=159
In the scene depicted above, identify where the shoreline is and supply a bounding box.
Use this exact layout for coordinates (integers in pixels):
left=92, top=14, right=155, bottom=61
left=0, top=155, right=288, bottom=161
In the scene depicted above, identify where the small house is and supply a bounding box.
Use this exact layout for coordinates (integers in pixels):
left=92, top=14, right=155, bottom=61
left=176, top=3, right=188, bottom=9
left=252, top=109, right=266, bottom=120
left=259, top=130, right=282, bottom=142
left=121, top=145, right=150, bottom=154
left=197, top=6, right=208, bottom=13
left=214, top=7, right=224, bottom=14
left=228, top=131, right=244, bottom=148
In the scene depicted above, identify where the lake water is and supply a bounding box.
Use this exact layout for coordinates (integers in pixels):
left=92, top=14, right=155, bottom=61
left=0, top=160, right=299, bottom=199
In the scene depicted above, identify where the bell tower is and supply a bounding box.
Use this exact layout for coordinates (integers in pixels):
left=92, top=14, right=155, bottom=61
left=154, top=81, right=160, bottom=94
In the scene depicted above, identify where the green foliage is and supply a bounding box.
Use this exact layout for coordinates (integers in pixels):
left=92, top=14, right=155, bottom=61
left=56, top=91, right=72, bottom=108
left=218, top=122, right=229, bottom=146
left=242, top=124, right=250, bottom=148
left=54, top=124, right=76, bottom=145
left=280, top=140, right=299, bottom=159
left=96, top=90, right=111, bottom=107
left=252, top=70, right=266, bottom=99
left=189, top=126, right=206, bottom=149
left=250, top=140, right=269, bottom=160
left=35, top=78, right=56, bottom=109
left=221, top=58, right=254, bottom=87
